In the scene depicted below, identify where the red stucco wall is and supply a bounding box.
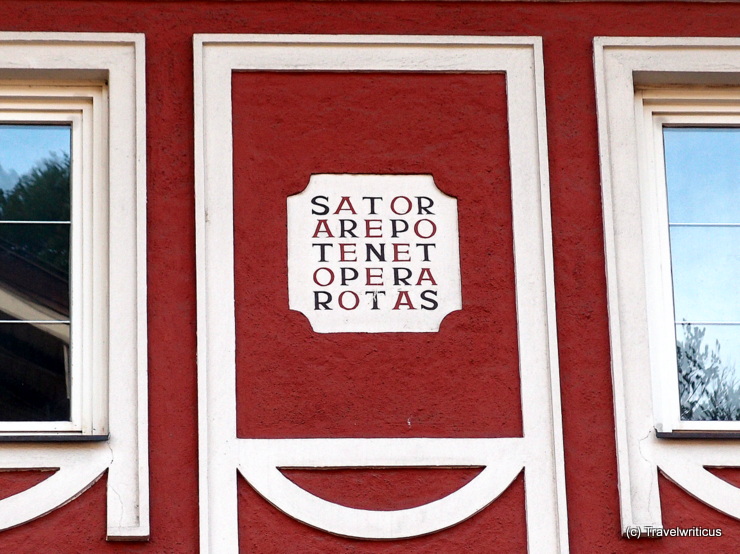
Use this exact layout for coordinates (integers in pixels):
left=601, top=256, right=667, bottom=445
left=233, top=72, right=519, bottom=440
left=0, top=1, right=739, bottom=551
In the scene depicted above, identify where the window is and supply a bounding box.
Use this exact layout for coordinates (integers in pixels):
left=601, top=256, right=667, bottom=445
left=638, top=94, right=740, bottom=433
left=0, top=90, right=106, bottom=435
left=596, top=37, right=740, bottom=534
left=0, top=35, right=148, bottom=540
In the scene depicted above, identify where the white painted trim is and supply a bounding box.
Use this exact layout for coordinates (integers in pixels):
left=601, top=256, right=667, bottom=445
left=239, top=439, right=524, bottom=539
left=195, top=34, right=567, bottom=553
left=0, top=33, right=148, bottom=540
left=0, top=443, right=110, bottom=530
left=595, top=36, right=740, bottom=536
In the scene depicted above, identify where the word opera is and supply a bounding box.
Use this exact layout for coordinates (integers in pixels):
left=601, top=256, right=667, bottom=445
left=288, top=174, right=462, bottom=333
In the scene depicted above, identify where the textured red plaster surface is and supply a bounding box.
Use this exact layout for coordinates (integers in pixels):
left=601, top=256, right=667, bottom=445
left=0, top=470, right=55, bottom=500
left=280, top=468, right=483, bottom=511
left=232, top=72, right=519, bottom=440
left=0, top=1, right=736, bottom=552
left=708, top=468, right=740, bottom=489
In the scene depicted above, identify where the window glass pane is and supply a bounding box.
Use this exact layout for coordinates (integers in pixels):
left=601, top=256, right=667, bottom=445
left=0, top=224, right=70, bottom=320
left=0, top=124, right=70, bottom=222
left=0, top=322, right=70, bottom=421
left=664, top=127, right=740, bottom=224
left=677, top=323, right=740, bottom=421
left=666, top=126, right=740, bottom=422
left=669, top=226, right=740, bottom=323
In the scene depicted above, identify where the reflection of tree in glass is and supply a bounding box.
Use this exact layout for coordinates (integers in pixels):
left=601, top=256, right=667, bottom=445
left=0, top=154, right=70, bottom=276
left=678, top=323, right=740, bottom=421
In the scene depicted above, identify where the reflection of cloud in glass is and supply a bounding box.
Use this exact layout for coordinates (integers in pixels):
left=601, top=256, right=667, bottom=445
left=664, top=128, right=740, bottom=224
left=670, top=227, right=740, bottom=323
left=0, top=125, right=70, bottom=192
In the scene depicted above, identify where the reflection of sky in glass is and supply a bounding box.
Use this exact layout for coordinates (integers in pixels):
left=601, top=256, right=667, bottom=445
left=670, top=227, right=740, bottom=322
left=0, top=125, right=70, bottom=192
left=664, top=128, right=740, bottom=223
left=665, top=127, right=740, bottom=412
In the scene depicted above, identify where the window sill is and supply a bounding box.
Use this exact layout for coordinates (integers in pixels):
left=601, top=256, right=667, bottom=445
left=0, top=433, right=109, bottom=442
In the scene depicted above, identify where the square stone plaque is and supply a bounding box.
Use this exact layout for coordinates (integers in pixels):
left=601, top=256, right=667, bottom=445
left=287, top=174, right=462, bottom=333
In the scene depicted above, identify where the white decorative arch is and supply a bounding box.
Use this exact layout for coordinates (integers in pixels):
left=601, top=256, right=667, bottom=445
left=238, top=438, right=524, bottom=539
left=0, top=444, right=110, bottom=530
left=195, top=34, right=567, bottom=553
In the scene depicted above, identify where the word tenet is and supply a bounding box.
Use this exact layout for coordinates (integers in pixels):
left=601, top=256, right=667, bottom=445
left=288, top=175, right=462, bottom=333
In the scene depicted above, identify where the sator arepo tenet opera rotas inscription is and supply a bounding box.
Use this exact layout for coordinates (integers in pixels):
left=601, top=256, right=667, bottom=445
left=287, top=174, right=462, bottom=333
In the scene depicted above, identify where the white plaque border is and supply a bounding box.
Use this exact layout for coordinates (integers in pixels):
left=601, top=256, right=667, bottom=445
left=195, top=34, right=567, bottom=553
left=287, top=173, right=462, bottom=333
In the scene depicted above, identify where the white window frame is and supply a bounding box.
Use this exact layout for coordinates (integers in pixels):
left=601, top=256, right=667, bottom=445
left=0, top=34, right=148, bottom=541
left=0, top=88, right=108, bottom=436
left=637, top=91, right=740, bottom=435
left=596, top=37, right=740, bottom=535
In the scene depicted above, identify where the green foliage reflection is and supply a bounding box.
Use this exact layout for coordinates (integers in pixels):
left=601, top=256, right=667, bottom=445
left=0, top=154, right=70, bottom=276
left=678, top=323, right=740, bottom=421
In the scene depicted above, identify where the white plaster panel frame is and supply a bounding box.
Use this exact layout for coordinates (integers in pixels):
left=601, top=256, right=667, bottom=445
left=594, top=37, right=740, bottom=535
left=0, top=34, right=148, bottom=540
left=195, top=34, right=566, bottom=553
